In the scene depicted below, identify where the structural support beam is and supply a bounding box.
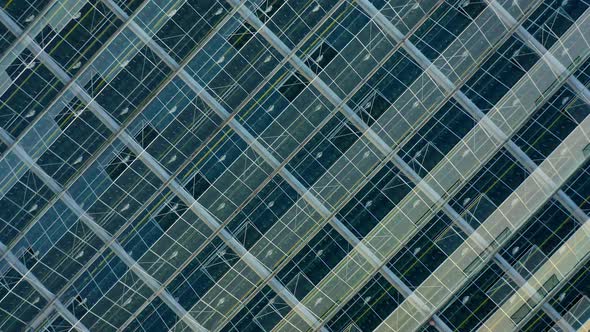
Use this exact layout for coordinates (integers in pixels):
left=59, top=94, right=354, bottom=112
left=0, top=0, right=155, bottom=204
left=379, top=114, right=590, bottom=331
left=485, top=0, right=590, bottom=105
left=0, top=0, right=84, bottom=92
left=374, top=8, right=590, bottom=328
left=227, top=0, right=396, bottom=156
left=0, top=0, right=99, bottom=200
left=0, top=240, right=88, bottom=332
left=0, top=3, right=325, bottom=330
left=479, top=220, right=590, bottom=331
left=220, top=1, right=572, bottom=330
left=0, top=8, right=212, bottom=331
left=96, top=4, right=488, bottom=332
left=348, top=1, right=588, bottom=328
left=10, top=0, right=334, bottom=328
left=324, top=219, right=454, bottom=332
left=0, top=0, right=238, bottom=285
left=355, top=0, right=589, bottom=228
left=98, top=2, right=347, bottom=330
left=2, top=1, right=584, bottom=331
left=272, top=5, right=590, bottom=330
left=0, top=128, right=207, bottom=331
left=1, top=14, right=444, bottom=330
left=24, top=2, right=245, bottom=329
left=164, top=1, right=493, bottom=330
left=105, top=1, right=427, bottom=330
left=0, top=1, right=584, bottom=331
left=228, top=0, right=573, bottom=330
left=95, top=1, right=457, bottom=331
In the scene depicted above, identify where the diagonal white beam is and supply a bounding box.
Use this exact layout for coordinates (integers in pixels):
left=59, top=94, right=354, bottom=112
left=485, top=0, right=590, bottom=105
left=0, top=127, right=207, bottom=332
left=227, top=0, right=396, bottom=156
left=422, top=84, right=590, bottom=332
left=374, top=10, right=590, bottom=329
left=0, top=241, right=89, bottom=332
left=0, top=9, right=237, bottom=330
left=5, top=1, right=580, bottom=330
left=0, top=9, right=450, bottom=314
left=20, top=0, right=342, bottom=328
left=165, top=3, right=508, bottom=332
left=0, top=0, right=241, bottom=270
left=228, top=0, right=572, bottom=330
left=32, top=5, right=346, bottom=329
left=479, top=218, right=590, bottom=331
left=23, top=2, right=245, bottom=329
left=378, top=114, right=590, bottom=331
left=2, top=3, right=325, bottom=330
left=361, top=3, right=590, bottom=329
left=337, top=232, right=454, bottom=332
left=278, top=1, right=577, bottom=327
left=272, top=6, right=590, bottom=330
left=219, top=1, right=564, bottom=330
left=0, top=0, right=87, bottom=94
left=0, top=2, right=214, bottom=325
left=95, top=2, right=460, bottom=331
left=0, top=7, right=213, bottom=331
left=91, top=1, right=346, bottom=330
left=0, top=0, right=154, bottom=200
left=348, top=1, right=588, bottom=328
left=215, top=1, right=549, bottom=331
left=355, top=0, right=590, bottom=229
left=105, top=1, right=434, bottom=331
left=6, top=1, right=556, bottom=330
left=97, top=5, right=483, bottom=332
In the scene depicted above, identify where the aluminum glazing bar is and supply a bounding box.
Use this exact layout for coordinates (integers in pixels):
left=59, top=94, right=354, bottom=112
left=0, top=6, right=213, bottom=331
left=375, top=21, right=590, bottom=331
left=0, top=0, right=153, bottom=202
left=3, top=0, right=586, bottom=331
left=485, top=0, right=590, bottom=105
left=377, top=114, right=590, bottom=332
left=356, top=0, right=590, bottom=228
left=24, top=2, right=243, bottom=329
left=0, top=0, right=237, bottom=273
left=2, top=1, right=580, bottom=331
left=289, top=1, right=572, bottom=326
left=0, top=127, right=207, bottom=331
left=61, top=39, right=316, bottom=332
left=86, top=1, right=344, bottom=329
left=105, top=1, right=412, bottom=330
left=346, top=2, right=588, bottom=327
left=324, top=219, right=454, bottom=332
left=81, top=18, right=323, bottom=332
left=0, top=243, right=88, bottom=332
left=272, top=7, right=590, bottom=330
left=226, top=0, right=540, bottom=328
left=97, top=1, right=460, bottom=330
left=169, top=1, right=516, bottom=330
left=22, top=0, right=338, bottom=328
left=208, top=1, right=544, bottom=330
left=227, top=0, right=396, bottom=156
left=479, top=219, right=590, bottom=331
left=0, top=0, right=87, bottom=94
